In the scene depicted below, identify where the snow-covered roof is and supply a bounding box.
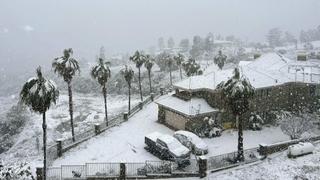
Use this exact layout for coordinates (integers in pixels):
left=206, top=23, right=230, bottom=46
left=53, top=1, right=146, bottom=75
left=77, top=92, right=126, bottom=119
left=155, top=95, right=219, bottom=116
left=174, top=53, right=320, bottom=92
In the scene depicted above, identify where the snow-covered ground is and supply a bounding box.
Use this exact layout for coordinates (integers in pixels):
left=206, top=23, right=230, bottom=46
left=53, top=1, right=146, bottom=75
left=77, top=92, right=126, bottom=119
left=209, top=142, right=320, bottom=180
left=0, top=93, right=141, bottom=168
left=52, top=102, right=289, bottom=167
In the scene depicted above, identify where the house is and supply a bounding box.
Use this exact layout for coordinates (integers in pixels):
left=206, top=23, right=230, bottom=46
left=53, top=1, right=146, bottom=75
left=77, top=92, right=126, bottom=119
left=156, top=53, right=320, bottom=133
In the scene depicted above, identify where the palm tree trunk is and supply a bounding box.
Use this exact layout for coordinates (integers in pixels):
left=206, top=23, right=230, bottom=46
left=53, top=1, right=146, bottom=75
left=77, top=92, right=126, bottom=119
left=179, top=66, right=182, bottom=80
left=169, top=66, right=172, bottom=86
left=148, top=71, right=152, bottom=94
left=138, top=68, right=143, bottom=101
left=237, top=114, right=244, bottom=161
left=67, top=82, right=75, bottom=142
left=103, top=85, right=108, bottom=126
left=42, top=111, right=47, bottom=180
left=128, top=85, right=131, bottom=114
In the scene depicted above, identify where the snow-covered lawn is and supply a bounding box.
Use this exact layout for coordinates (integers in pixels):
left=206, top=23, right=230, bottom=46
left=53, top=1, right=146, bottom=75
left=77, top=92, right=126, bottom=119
left=52, top=102, right=289, bottom=166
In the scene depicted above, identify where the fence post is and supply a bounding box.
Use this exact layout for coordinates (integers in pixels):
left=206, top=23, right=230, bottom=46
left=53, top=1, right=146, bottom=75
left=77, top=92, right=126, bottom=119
left=150, top=93, right=154, bottom=101
left=120, top=163, right=126, bottom=180
left=258, top=143, right=268, bottom=157
left=123, top=112, right=128, bottom=121
left=56, top=139, right=62, bottom=157
left=160, top=88, right=164, bottom=95
left=94, top=124, right=101, bottom=135
left=139, top=102, right=143, bottom=110
left=36, top=167, right=43, bottom=180
left=198, top=156, right=207, bottom=178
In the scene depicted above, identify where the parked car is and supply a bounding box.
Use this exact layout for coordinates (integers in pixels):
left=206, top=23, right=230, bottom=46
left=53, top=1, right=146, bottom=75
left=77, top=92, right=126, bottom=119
left=145, top=132, right=191, bottom=167
left=173, top=130, right=208, bottom=155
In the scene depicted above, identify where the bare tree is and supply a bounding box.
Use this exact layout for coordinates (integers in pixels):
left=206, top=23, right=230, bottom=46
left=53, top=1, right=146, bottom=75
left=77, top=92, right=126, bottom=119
left=280, top=113, right=314, bottom=140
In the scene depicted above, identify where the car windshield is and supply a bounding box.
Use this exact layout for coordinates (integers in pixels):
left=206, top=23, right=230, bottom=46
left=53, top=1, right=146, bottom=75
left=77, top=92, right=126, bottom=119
left=166, top=138, right=182, bottom=150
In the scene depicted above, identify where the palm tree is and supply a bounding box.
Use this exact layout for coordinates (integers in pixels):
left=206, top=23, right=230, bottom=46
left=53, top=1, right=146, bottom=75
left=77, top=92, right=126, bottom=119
left=129, top=51, right=145, bottom=101
left=166, top=55, right=174, bottom=86
left=121, top=65, right=134, bottom=113
left=174, top=53, right=185, bottom=80
left=91, top=58, right=111, bottom=126
left=20, top=67, right=59, bottom=180
left=144, top=55, right=154, bottom=94
left=182, top=57, right=202, bottom=77
left=216, top=67, right=254, bottom=161
left=214, top=50, right=227, bottom=70
left=52, top=48, right=80, bottom=142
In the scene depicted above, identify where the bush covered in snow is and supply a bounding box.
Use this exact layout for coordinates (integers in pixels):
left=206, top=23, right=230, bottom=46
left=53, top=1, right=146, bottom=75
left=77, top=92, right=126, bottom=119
left=0, top=162, right=34, bottom=180
left=279, top=112, right=315, bottom=139
left=188, top=117, right=222, bottom=138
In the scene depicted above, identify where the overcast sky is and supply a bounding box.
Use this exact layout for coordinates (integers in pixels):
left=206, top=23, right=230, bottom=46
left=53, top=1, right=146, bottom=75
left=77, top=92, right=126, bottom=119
left=0, top=0, right=320, bottom=71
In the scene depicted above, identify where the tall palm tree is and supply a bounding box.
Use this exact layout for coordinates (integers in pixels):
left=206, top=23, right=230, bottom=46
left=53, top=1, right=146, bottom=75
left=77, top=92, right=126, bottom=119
left=174, top=53, right=185, bottom=80
left=91, top=58, right=111, bottom=126
left=144, top=55, right=154, bottom=94
left=129, top=51, right=145, bottom=101
left=52, top=48, right=80, bottom=142
left=121, top=65, right=134, bottom=113
left=214, top=50, right=227, bottom=70
left=166, top=55, right=174, bottom=86
left=216, top=67, right=254, bottom=161
left=20, top=67, right=59, bottom=180
left=182, top=57, right=202, bottom=77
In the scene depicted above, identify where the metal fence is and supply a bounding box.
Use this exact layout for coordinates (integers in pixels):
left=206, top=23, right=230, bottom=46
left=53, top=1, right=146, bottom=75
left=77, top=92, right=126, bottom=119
left=125, top=163, right=147, bottom=177
left=86, top=163, right=120, bottom=178
left=145, top=160, right=172, bottom=176
left=61, top=165, right=86, bottom=179
left=208, top=151, right=238, bottom=170
left=47, top=167, right=61, bottom=180
left=47, top=143, right=58, bottom=167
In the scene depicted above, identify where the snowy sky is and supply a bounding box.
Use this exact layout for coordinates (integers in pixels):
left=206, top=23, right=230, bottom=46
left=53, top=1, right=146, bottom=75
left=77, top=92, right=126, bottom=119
left=0, top=0, right=320, bottom=70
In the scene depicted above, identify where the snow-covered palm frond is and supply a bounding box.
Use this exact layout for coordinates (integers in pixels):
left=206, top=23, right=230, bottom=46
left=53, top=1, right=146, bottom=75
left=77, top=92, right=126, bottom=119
left=130, top=51, right=145, bottom=68
left=121, top=65, right=134, bottom=86
left=174, top=53, right=185, bottom=66
left=20, top=67, right=59, bottom=113
left=182, top=57, right=202, bottom=77
left=91, top=58, right=111, bottom=86
left=217, top=67, right=254, bottom=115
left=52, top=48, right=80, bottom=82
left=144, top=56, right=154, bottom=72
left=214, top=50, right=227, bottom=70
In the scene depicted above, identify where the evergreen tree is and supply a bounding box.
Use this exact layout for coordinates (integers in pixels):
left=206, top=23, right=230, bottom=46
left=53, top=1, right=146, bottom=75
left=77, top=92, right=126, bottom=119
left=121, top=66, right=134, bottom=113
left=216, top=68, right=254, bottom=161
left=130, top=50, right=146, bottom=101
left=52, top=48, right=80, bottom=142
left=20, top=67, right=59, bottom=180
left=91, top=58, right=111, bottom=126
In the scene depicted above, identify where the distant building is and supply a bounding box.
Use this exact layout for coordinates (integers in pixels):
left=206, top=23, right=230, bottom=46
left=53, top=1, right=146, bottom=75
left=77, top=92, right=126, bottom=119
left=156, top=53, right=320, bottom=133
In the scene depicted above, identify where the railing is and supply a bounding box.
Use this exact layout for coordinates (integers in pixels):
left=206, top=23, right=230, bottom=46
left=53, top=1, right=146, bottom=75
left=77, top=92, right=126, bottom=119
left=46, top=93, right=160, bottom=167
left=61, top=165, right=86, bottom=179
left=46, top=159, right=200, bottom=180
left=86, top=163, right=120, bottom=178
